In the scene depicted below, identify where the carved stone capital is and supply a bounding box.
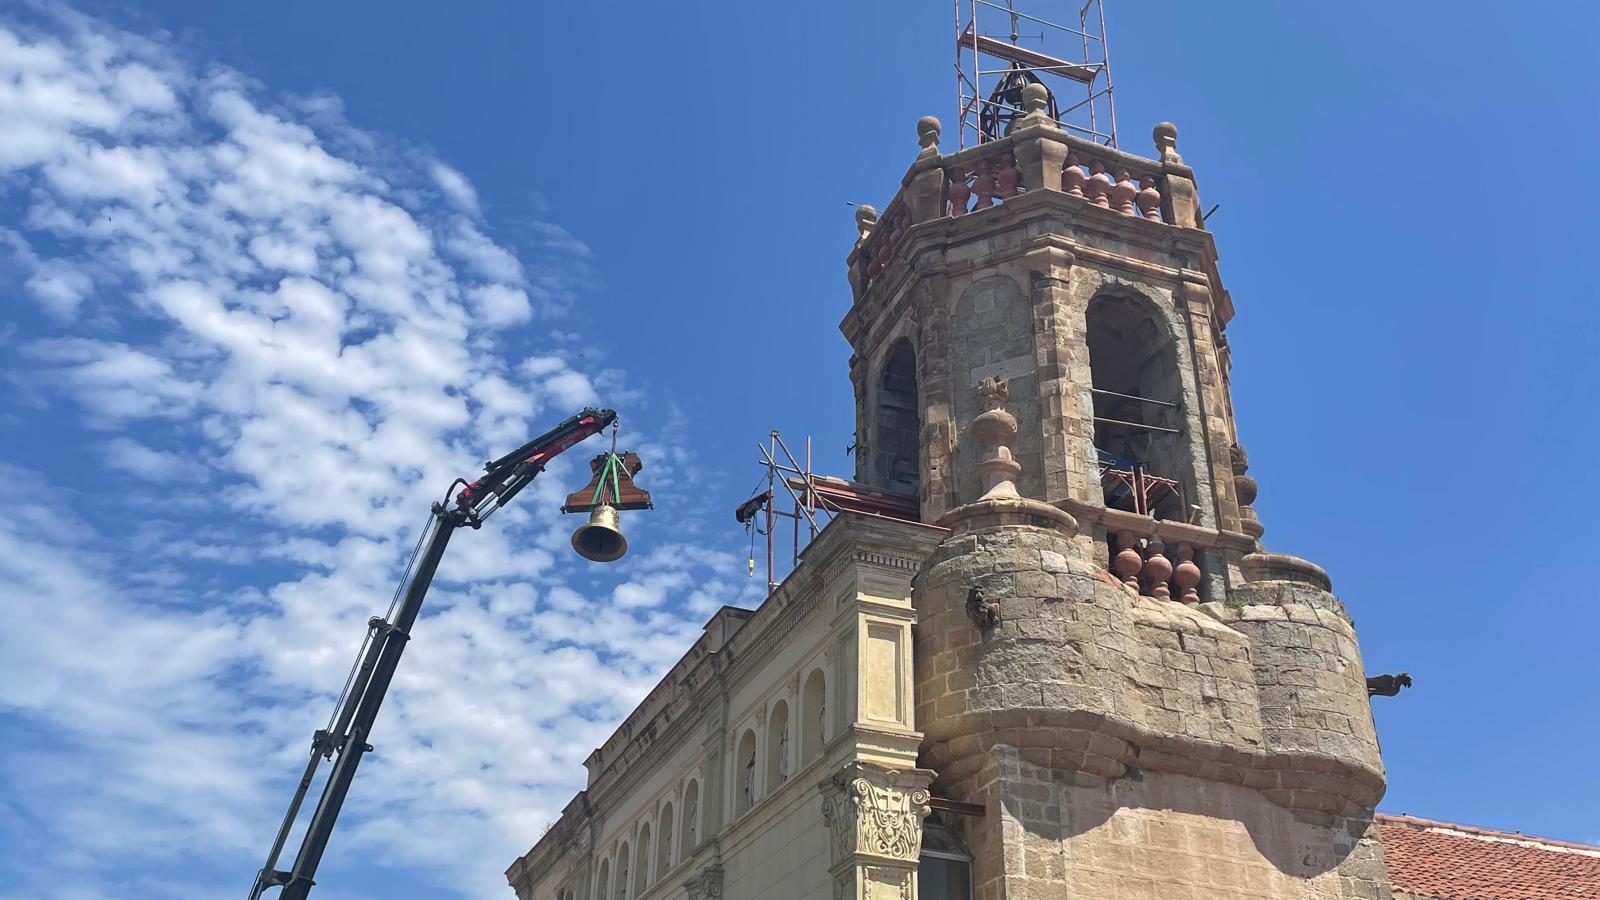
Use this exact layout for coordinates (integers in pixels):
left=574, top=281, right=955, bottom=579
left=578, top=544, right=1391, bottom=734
left=683, top=864, right=723, bottom=900
left=818, top=763, right=934, bottom=869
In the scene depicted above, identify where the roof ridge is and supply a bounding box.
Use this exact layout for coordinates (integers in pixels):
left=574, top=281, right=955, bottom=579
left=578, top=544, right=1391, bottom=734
left=1377, top=813, right=1600, bottom=855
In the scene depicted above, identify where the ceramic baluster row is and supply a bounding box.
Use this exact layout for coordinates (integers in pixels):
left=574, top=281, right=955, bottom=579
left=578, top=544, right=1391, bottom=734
left=1111, top=530, right=1202, bottom=604
left=945, top=151, right=1022, bottom=217
left=1063, top=153, right=1164, bottom=222
left=862, top=205, right=911, bottom=283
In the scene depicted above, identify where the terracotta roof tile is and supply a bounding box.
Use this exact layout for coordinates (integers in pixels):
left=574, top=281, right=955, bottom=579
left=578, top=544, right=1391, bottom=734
left=1379, top=814, right=1600, bottom=900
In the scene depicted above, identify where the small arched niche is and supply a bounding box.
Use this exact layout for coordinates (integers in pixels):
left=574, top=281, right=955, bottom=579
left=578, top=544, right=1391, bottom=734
left=1085, top=293, right=1193, bottom=523
left=634, top=824, right=651, bottom=894
left=801, top=668, right=827, bottom=760
left=873, top=338, right=921, bottom=497
left=614, top=843, right=630, bottom=900
left=656, top=801, right=674, bottom=875
left=735, top=730, right=757, bottom=815
left=681, top=780, right=700, bottom=851
left=595, top=859, right=611, bottom=900
left=765, top=700, right=790, bottom=792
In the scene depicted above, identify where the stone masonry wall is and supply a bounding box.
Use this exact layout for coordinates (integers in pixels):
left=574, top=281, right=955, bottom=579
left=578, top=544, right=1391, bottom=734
left=947, top=749, right=1392, bottom=900
left=912, top=523, right=1388, bottom=900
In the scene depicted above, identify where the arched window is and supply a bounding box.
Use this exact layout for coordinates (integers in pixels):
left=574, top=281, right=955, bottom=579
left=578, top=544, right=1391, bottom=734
left=1086, top=293, right=1191, bottom=522
left=765, top=700, right=790, bottom=792
left=874, top=338, right=920, bottom=496
left=595, top=859, right=610, bottom=900
left=657, top=802, right=675, bottom=875
left=614, top=843, right=630, bottom=900
left=682, top=780, right=700, bottom=851
left=735, top=730, right=757, bottom=815
left=801, top=669, right=827, bottom=760
left=634, top=824, right=651, bottom=894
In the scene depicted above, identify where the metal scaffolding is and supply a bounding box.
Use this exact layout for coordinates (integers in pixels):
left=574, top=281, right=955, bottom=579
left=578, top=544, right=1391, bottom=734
left=954, top=0, right=1118, bottom=149
left=735, top=431, right=921, bottom=592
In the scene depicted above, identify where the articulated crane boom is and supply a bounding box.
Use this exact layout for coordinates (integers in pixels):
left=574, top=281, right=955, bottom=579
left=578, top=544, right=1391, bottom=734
left=249, top=407, right=621, bottom=900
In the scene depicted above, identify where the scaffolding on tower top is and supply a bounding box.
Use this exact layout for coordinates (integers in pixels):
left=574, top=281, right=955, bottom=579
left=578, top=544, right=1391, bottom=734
left=954, top=0, right=1118, bottom=149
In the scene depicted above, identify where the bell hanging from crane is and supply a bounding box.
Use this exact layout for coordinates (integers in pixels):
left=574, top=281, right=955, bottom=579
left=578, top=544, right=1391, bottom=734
left=563, top=450, right=653, bottom=563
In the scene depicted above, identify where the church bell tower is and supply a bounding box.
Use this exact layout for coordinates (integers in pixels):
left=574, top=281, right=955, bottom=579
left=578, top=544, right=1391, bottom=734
left=840, top=61, right=1394, bottom=900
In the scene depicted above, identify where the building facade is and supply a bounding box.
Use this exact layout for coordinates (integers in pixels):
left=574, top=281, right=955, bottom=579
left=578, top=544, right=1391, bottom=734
left=508, top=94, right=1396, bottom=900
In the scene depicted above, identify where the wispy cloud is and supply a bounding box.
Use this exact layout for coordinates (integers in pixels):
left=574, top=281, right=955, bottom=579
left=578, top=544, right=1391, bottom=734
left=0, top=5, right=751, bottom=897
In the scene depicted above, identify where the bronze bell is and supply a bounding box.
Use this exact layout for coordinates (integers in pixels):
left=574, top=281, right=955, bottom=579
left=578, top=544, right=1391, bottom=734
left=571, top=503, right=627, bottom=562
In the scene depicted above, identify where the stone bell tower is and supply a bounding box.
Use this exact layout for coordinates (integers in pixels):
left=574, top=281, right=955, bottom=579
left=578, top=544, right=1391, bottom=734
left=841, top=86, right=1393, bottom=900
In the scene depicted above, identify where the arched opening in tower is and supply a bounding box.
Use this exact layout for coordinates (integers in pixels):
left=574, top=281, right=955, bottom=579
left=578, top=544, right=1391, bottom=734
left=1086, top=294, right=1191, bottom=522
left=874, top=338, right=921, bottom=498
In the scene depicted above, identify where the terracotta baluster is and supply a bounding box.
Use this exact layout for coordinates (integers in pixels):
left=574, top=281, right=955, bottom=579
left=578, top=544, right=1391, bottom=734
left=1136, top=175, right=1163, bottom=221
left=1088, top=160, right=1113, bottom=208
left=1173, top=543, right=1202, bottom=605
left=1112, top=530, right=1142, bottom=590
left=972, top=159, right=997, bottom=209
left=1143, top=538, right=1172, bottom=599
left=1062, top=153, right=1087, bottom=196
left=879, top=219, right=898, bottom=265
left=1112, top=170, right=1138, bottom=215
left=997, top=153, right=1021, bottom=198
left=945, top=166, right=970, bottom=217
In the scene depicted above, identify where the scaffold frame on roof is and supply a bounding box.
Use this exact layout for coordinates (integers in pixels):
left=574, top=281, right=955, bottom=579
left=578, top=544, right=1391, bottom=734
left=954, top=0, right=1118, bottom=149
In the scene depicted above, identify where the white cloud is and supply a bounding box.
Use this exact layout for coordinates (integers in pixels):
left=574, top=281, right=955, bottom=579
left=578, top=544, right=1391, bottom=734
left=0, top=7, right=747, bottom=899
left=102, top=436, right=192, bottom=481
left=432, top=162, right=480, bottom=214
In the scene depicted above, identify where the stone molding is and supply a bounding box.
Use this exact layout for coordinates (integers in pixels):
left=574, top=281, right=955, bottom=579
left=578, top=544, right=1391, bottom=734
left=818, top=763, right=934, bottom=868
left=921, top=704, right=1384, bottom=816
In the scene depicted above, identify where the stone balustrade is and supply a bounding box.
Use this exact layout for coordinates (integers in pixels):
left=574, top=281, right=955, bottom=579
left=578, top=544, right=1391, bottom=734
left=849, top=98, right=1202, bottom=295
left=942, top=144, right=1023, bottom=216
left=1060, top=150, right=1164, bottom=221
left=1111, top=529, right=1204, bottom=604
left=1059, top=497, right=1254, bottom=606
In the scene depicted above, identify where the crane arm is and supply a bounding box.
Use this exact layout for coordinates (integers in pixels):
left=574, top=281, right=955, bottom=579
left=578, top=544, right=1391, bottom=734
left=250, top=407, right=617, bottom=900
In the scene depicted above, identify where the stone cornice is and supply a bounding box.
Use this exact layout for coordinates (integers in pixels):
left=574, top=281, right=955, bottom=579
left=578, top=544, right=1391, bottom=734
left=1059, top=499, right=1256, bottom=552
left=922, top=705, right=1385, bottom=817
left=844, top=188, right=1229, bottom=361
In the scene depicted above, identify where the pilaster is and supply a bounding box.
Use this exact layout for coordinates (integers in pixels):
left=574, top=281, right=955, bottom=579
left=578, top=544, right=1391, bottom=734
left=683, top=864, right=723, bottom=900
left=1176, top=278, right=1241, bottom=533
left=1020, top=245, right=1087, bottom=509
left=818, top=762, right=935, bottom=900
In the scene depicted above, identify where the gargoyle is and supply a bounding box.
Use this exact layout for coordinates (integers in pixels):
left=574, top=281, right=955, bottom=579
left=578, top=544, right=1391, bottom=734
left=966, top=587, right=1001, bottom=631
left=1366, top=672, right=1412, bottom=697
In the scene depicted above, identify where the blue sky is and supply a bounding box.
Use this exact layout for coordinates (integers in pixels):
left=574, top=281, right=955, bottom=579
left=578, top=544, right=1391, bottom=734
left=1, top=1, right=1596, bottom=898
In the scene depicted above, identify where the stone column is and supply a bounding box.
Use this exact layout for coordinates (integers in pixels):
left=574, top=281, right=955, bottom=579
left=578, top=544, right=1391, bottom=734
left=819, top=763, right=934, bottom=900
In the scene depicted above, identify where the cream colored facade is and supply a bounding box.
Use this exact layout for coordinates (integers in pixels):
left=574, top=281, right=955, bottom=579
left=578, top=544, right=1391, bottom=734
left=510, top=97, right=1395, bottom=900
left=507, top=515, right=949, bottom=900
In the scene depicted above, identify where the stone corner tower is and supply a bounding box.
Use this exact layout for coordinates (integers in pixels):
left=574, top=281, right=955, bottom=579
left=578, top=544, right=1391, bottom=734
left=840, top=85, right=1393, bottom=900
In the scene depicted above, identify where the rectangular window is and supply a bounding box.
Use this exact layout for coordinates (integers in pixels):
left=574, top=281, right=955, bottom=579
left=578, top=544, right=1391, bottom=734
left=918, top=854, right=971, bottom=900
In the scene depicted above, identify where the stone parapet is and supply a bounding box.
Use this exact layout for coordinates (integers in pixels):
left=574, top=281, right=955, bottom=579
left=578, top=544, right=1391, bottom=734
left=1205, top=553, right=1386, bottom=786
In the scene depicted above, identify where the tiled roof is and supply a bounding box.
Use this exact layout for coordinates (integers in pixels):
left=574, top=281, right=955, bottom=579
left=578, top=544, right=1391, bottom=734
left=1379, top=814, right=1600, bottom=900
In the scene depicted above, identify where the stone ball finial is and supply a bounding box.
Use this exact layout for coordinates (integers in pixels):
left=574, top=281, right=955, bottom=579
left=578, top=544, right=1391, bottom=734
left=916, top=115, right=942, bottom=156
left=853, top=203, right=879, bottom=245
left=1020, top=82, right=1050, bottom=117
left=1153, top=121, right=1182, bottom=164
